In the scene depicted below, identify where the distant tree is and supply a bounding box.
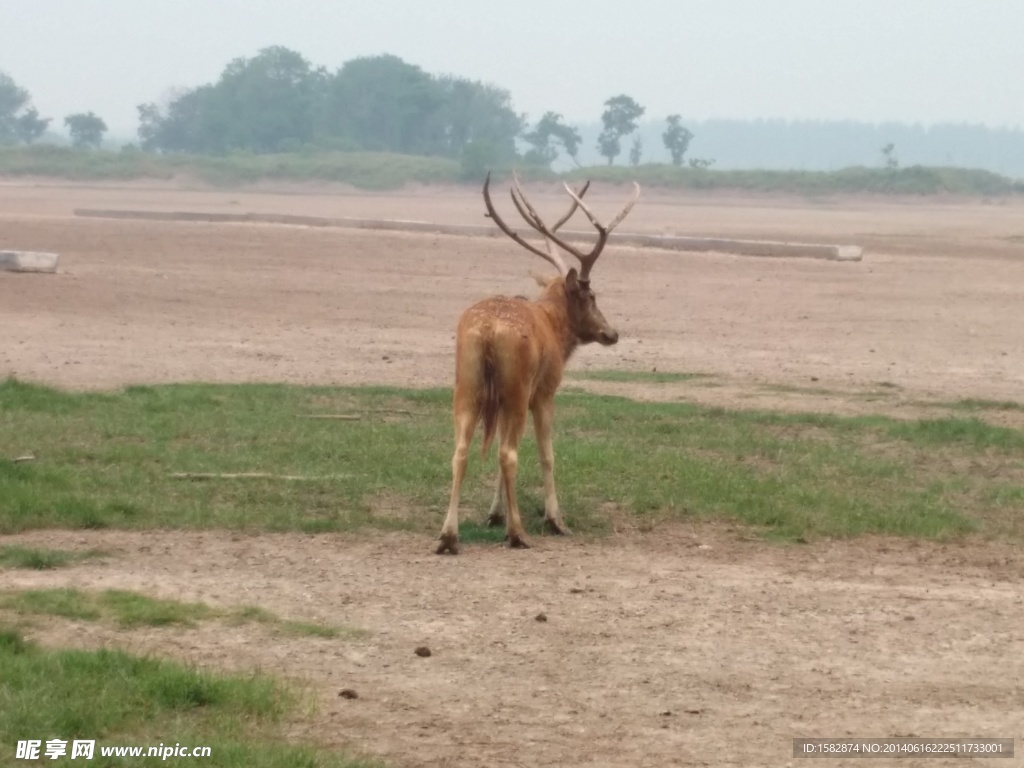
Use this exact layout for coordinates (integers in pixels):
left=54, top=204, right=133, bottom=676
left=1, top=71, right=51, bottom=145
left=596, top=130, right=621, bottom=167
left=629, top=135, right=643, bottom=167
left=881, top=142, right=898, bottom=169
left=326, top=55, right=442, bottom=154
left=523, top=112, right=582, bottom=168
left=0, top=71, right=29, bottom=142
left=216, top=46, right=326, bottom=152
left=14, top=108, right=51, bottom=144
left=522, top=122, right=556, bottom=167
left=662, top=114, right=694, bottom=166
left=64, top=111, right=107, bottom=148
left=430, top=75, right=522, bottom=161
left=137, top=47, right=325, bottom=154
left=597, top=94, right=645, bottom=165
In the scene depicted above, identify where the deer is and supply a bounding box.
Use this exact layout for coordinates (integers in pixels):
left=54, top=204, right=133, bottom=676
left=436, top=171, right=640, bottom=555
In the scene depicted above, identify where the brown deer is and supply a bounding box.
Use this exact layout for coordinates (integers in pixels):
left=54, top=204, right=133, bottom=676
left=436, top=172, right=640, bottom=554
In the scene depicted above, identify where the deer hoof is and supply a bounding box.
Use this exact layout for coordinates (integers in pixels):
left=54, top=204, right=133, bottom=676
left=508, top=533, right=531, bottom=549
left=544, top=518, right=572, bottom=536
left=486, top=512, right=505, bottom=528
left=436, top=534, right=460, bottom=555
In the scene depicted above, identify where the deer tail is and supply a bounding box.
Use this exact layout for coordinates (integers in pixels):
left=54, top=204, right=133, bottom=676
left=480, top=354, right=500, bottom=458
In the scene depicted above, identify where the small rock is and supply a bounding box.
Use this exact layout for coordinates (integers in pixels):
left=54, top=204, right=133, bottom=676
left=697, top=544, right=712, bottom=551
left=903, top=615, right=915, bottom=621
left=569, top=587, right=584, bottom=594
left=535, top=612, right=548, bottom=622
left=415, top=646, right=432, bottom=657
left=338, top=688, right=359, bottom=699
left=660, top=710, right=673, bottom=717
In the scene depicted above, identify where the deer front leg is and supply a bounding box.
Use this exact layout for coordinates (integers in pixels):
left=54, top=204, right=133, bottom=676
left=532, top=398, right=571, bottom=536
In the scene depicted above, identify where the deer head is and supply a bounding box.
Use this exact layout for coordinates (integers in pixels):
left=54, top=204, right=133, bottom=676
left=482, top=171, right=640, bottom=347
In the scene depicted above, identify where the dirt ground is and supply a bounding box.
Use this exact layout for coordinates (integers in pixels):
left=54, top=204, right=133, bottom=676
left=2, top=180, right=1023, bottom=766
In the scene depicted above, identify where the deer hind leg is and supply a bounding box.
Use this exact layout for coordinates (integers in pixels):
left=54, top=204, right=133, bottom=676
left=532, top=397, right=571, bottom=536
left=486, top=468, right=506, bottom=528
left=498, top=403, right=530, bottom=549
left=437, top=394, right=480, bottom=555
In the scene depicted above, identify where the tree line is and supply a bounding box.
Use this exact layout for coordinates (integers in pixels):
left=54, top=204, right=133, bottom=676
left=1, top=47, right=697, bottom=172
left=9, top=48, right=1023, bottom=177
left=0, top=72, right=107, bottom=148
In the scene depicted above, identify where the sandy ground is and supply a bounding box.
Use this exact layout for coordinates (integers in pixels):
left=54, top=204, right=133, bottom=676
left=1, top=181, right=1023, bottom=408
left=2, top=181, right=1023, bottom=766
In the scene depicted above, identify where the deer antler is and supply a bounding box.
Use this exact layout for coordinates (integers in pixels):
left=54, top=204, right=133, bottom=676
left=510, top=171, right=640, bottom=282
left=482, top=171, right=590, bottom=277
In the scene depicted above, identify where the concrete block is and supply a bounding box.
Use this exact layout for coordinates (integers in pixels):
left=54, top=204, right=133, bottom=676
left=0, top=250, right=60, bottom=273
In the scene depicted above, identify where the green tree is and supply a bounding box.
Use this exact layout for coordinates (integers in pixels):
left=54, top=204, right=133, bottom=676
left=662, top=114, right=694, bottom=166
left=431, top=76, right=522, bottom=161
left=14, top=108, right=50, bottom=144
left=629, top=135, right=643, bottom=166
left=597, top=94, right=645, bottom=165
left=881, top=142, right=898, bottom=169
left=0, top=71, right=50, bottom=145
left=326, top=54, right=442, bottom=154
left=64, top=111, right=107, bottom=148
left=523, top=112, right=582, bottom=168
left=216, top=46, right=326, bottom=152
left=137, top=86, right=223, bottom=153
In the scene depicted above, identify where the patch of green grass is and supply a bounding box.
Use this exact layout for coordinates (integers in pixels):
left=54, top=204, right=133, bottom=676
left=2, top=589, right=103, bottom=622
left=759, top=383, right=843, bottom=397
left=1, top=589, right=352, bottom=643
left=568, top=370, right=711, bottom=384
left=1, top=589, right=349, bottom=637
left=0, top=545, right=105, bottom=570
left=0, top=626, right=379, bottom=767
left=228, top=605, right=356, bottom=639
left=279, top=621, right=342, bottom=639
left=2, top=377, right=1023, bottom=543
left=1, top=589, right=211, bottom=628
left=945, top=398, right=1024, bottom=413
left=101, top=590, right=216, bottom=628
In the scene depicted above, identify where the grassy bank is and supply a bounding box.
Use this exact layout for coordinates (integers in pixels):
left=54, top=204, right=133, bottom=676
left=562, top=163, right=1023, bottom=196
left=2, top=378, right=1022, bottom=543
left=1, top=145, right=1020, bottom=195
left=0, top=145, right=460, bottom=190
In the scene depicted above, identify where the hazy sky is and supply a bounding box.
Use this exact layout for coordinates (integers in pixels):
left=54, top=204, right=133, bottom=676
left=2, top=0, right=1022, bottom=137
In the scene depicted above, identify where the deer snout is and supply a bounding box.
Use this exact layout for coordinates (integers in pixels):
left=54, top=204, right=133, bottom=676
left=599, top=328, right=619, bottom=346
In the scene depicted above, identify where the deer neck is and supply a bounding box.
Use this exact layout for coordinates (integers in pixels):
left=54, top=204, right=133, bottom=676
left=536, top=292, right=579, bottom=362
